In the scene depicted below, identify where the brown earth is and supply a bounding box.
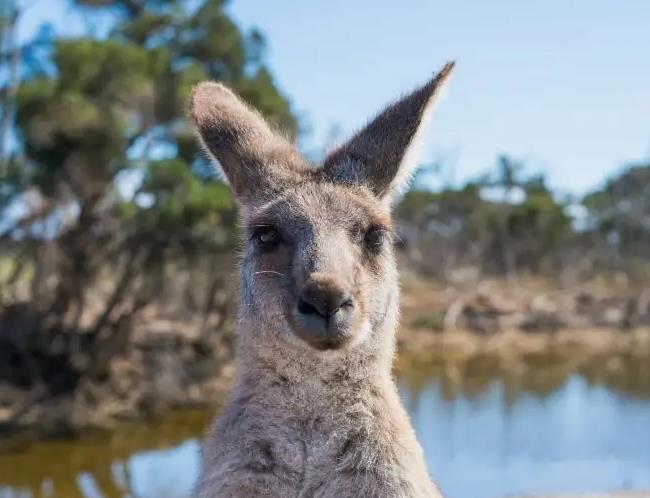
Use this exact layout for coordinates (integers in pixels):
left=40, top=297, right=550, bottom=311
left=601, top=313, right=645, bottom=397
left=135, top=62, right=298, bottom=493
left=400, top=270, right=650, bottom=336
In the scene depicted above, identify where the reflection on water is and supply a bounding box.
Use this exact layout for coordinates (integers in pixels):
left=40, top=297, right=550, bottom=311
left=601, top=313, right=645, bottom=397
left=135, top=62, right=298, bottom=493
left=0, top=410, right=210, bottom=498
left=400, top=359, right=650, bottom=498
left=1, top=353, right=649, bottom=498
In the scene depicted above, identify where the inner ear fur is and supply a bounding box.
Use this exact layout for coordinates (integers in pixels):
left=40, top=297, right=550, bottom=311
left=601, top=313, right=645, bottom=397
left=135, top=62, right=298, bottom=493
left=321, top=62, right=455, bottom=202
left=190, top=81, right=308, bottom=205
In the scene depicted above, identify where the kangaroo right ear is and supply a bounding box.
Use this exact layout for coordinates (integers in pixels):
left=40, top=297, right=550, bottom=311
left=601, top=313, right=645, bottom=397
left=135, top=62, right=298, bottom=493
left=320, top=63, right=455, bottom=204
left=190, top=82, right=308, bottom=205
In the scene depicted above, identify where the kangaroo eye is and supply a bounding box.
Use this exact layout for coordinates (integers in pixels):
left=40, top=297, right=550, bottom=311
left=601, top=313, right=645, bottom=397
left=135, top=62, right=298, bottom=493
left=253, top=226, right=281, bottom=250
left=364, top=227, right=387, bottom=253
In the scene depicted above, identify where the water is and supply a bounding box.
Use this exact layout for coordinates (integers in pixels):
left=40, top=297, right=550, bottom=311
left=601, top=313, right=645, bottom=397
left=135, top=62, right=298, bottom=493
left=1, top=354, right=649, bottom=498
left=400, top=368, right=650, bottom=497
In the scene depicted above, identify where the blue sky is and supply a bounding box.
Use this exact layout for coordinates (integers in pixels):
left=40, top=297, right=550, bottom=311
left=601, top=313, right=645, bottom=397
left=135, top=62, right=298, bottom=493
left=17, top=0, right=650, bottom=195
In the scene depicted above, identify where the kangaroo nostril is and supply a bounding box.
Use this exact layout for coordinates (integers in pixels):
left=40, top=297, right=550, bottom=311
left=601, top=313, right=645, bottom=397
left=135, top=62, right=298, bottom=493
left=297, top=286, right=354, bottom=321
left=335, top=295, right=354, bottom=314
left=297, top=299, right=322, bottom=317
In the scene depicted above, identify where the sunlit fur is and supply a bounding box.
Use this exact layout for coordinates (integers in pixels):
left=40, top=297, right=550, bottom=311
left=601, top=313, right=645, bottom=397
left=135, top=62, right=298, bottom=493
left=191, top=63, right=454, bottom=498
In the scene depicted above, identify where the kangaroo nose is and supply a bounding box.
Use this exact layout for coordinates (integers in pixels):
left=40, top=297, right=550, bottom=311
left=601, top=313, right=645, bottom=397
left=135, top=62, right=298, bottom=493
left=294, top=279, right=356, bottom=350
left=297, top=284, right=354, bottom=320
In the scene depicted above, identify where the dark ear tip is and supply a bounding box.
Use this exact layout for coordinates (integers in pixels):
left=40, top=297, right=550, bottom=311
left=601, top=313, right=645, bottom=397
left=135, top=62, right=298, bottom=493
left=434, top=61, right=456, bottom=84
left=419, top=61, right=455, bottom=99
left=189, top=81, right=237, bottom=125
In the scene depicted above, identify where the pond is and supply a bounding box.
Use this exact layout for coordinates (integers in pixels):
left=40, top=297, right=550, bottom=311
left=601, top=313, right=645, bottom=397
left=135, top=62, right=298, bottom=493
left=1, top=353, right=649, bottom=498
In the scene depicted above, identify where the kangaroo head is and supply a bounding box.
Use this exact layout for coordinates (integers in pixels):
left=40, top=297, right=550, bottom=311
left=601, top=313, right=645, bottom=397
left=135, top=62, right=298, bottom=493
left=191, top=63, right=454, bottom=355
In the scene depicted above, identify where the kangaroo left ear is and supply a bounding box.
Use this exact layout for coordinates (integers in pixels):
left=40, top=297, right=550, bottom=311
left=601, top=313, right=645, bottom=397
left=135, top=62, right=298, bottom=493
left=190, top=81, right=308, bottom=206
left=320, top=62, right=455, bottom=203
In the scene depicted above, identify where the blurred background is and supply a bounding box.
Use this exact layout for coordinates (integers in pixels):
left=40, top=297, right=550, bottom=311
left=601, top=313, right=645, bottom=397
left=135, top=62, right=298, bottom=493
left=1, top=1, right=649, bottom=497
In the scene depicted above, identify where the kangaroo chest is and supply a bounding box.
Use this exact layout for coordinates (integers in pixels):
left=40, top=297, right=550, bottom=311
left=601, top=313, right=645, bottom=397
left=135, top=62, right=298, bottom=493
left=229, top=379, right=393, bottom=481
left=243, top=406, right=377, bottom=476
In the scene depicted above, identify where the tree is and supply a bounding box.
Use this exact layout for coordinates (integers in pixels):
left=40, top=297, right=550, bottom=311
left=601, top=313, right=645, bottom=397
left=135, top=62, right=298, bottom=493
left=395, top=157, right=573, bottom=276
left=583, top=162, right=650, bottom=268
left=0, top=0, right=20, bottom=175
left=0, top=0, right=298, bottom=396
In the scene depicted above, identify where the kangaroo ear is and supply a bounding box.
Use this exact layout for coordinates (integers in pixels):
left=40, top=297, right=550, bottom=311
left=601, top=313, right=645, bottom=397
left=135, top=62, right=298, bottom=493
left=190, top=82, right=308, bottom=205
left=321, top=62, right=455, bottom=203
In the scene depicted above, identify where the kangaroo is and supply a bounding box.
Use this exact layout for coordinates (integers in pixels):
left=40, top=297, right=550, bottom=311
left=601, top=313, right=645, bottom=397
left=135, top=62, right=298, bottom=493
left=190, top=62, right=454, bottom=498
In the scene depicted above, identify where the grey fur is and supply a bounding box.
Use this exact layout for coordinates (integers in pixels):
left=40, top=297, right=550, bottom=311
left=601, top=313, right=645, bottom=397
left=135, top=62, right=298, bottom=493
left=190, top=63, right=454, bottom=498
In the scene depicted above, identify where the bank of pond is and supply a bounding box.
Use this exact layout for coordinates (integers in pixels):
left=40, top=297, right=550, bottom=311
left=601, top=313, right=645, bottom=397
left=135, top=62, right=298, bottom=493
left=1, top=350, right=649, bottom=498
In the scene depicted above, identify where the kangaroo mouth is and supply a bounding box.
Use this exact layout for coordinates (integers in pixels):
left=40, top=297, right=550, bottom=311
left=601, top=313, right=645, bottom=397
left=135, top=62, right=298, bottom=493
left=304, top=334, right=352, bottom=351
left=288, top=305, right=357, bottom=351
left=290, top=315, right=355, bottom=351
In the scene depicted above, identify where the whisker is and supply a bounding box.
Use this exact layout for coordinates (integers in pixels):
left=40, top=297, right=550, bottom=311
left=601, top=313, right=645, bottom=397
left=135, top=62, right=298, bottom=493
left=254, top=270, right=286, bottom=277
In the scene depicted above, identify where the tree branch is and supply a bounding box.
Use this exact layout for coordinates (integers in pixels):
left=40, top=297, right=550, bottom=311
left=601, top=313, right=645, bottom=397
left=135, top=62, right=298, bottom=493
left=0, top=6, right=20, bottom=176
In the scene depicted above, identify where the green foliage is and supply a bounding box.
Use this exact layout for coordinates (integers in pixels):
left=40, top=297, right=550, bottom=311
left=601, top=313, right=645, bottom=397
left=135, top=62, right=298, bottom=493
left=396, top=157, right=574, bottom=274
left=396, top=156, right=650, bottom=276
left=9, top=0, right=297, bottom=214
left=125, top=159, right=236, bottom=235
left=397, top=183, right=483, bottom=224
left=582, top=163, right=650, bottom=259
left=583, top=163, right=650, bottom=230
left=1, top=0, right=297, bottom=334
